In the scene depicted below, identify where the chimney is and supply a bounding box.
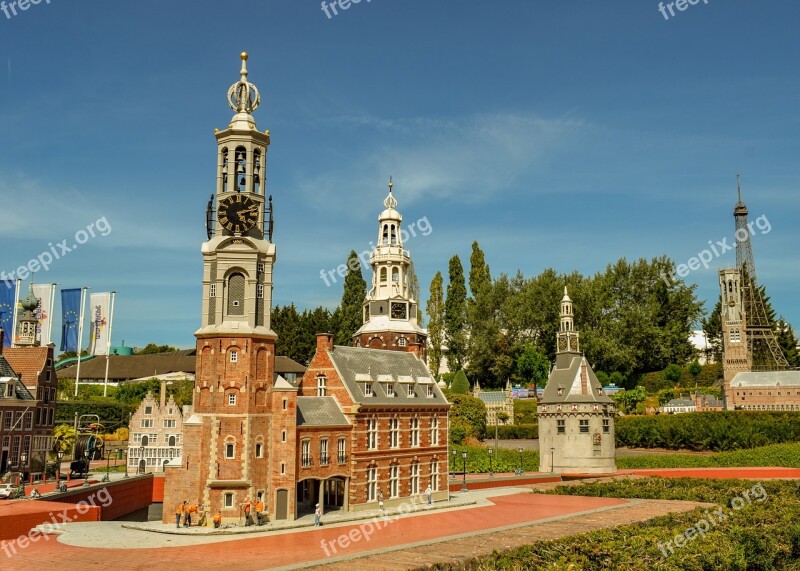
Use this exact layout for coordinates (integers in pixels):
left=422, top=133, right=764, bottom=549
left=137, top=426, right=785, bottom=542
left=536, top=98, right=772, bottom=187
left=407, top=342, right=422, bottom=360
left=316, top=333, right=334, bottom=353
left=160, top=379, right=167, bottom=409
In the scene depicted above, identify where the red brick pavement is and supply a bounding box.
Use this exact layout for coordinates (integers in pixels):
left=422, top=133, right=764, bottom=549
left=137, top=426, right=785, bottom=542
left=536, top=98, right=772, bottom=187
left=5, top=493, right=627, bottom=571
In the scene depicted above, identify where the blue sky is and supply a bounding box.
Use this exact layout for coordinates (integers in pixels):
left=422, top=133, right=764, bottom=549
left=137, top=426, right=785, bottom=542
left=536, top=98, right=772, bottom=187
left=1, top=1, right=798, bottom=351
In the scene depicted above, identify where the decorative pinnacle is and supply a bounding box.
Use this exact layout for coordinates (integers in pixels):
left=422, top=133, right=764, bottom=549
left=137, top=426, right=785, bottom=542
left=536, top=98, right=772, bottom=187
left=227, top=52, right=261, bottom=115
left=384, top=176, right=398, bottom=209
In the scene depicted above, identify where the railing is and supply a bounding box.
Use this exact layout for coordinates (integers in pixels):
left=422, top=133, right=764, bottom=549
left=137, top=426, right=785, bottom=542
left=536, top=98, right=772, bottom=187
left=337, top=454, right=347, bottom=464
left=301, top=455, right=313, bottom=467
left=319, top=455, right=330, bottom=466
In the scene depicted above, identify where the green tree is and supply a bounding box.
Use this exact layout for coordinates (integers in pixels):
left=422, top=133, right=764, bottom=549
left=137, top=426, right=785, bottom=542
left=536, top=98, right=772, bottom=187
left=450, top=370, right=470, bottom=394
left=444, top=255, right=468, bottom=372
left=136, top=343, right=178, bottom=355
left=776, top=318, right=800, bottom=368
left=466, top=241, right=499, bottom=387
left=612, top=385, right=647, bottom=414
left=52, top=424, right=77, bottom=456
left=515, top=343, right=550, bottom=391
left=448, top=393, right=486, bottom=441
left=426, top=271, right=445, bottom=379
left=497, top=411, right=510, bottom=425
left=664, top=364, right=683, bottom=383
left=701, top=298, right=723, bottom=363
left=273, top=304, right=305, bottom=363
left=688, top=360, right=702, bottom=379
left=334, top=250, right=367, bottom=347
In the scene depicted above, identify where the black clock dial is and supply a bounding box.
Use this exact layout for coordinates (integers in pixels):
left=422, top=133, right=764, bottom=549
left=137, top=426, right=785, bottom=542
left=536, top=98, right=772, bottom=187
left=390, top=302, right=407, bottom=319
left=218, top=194, right=259, bottom=234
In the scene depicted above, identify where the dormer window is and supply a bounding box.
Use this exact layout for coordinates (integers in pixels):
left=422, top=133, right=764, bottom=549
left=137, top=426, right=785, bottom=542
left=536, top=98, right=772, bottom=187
left=557, top=388, right=564, bottom=397
left=386, top=384, right=395, bottom=398
left=316, top=375, right=327, bottom=397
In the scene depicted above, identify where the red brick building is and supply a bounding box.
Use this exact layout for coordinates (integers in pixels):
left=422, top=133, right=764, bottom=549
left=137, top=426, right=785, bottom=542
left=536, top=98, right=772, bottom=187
left=163, top=55, right=449, bottom=525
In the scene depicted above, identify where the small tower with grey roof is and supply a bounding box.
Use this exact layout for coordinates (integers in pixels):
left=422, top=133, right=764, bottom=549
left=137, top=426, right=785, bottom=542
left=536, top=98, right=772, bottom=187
left=538, top=288, right=616, bottom=474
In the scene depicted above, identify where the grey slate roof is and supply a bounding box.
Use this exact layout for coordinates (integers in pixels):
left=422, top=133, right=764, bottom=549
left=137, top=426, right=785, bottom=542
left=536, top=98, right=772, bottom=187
left=327, top=345, right=448, bottom=406
left=540, top=354, right=614, bottom=405
left=732, top=371, right=800, bottom=387
left=0, top=355, right=16, bottom=378
left=664, top=398, right=695, bottom=407
left=476, top=391, right=507, bottom=404
left=296, top=397, right=349, bottom=427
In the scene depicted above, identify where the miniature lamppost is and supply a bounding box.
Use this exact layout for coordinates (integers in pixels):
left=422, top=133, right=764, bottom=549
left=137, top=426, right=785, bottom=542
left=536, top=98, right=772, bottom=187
left=461, top=451, right=468, bottom=493
left=19, top=452, right=28, bottom=497
left=83, top=450, right=90, bottom=487
left=517, top=447, right=524, bottom=475
left=56, top=450, right=64, bottom=485
left=488, top=448, right=494, bottom=478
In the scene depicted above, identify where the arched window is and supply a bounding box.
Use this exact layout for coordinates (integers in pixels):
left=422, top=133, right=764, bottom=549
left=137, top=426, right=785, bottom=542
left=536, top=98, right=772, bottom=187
left=390, top=224, right=397, bottom=245
left=220, top=148, right=229, bottom=192
left=141, top=435, right=148, bottom=447
left=253, top=149, right=261, bottom=194
left=382, top=224, right=389, bottom=245
left=380, top=268, right=388, bottom=283
left=392, top=268, right=399, bottom=282
left=227, top=272, right=245, bottom=316
left=168, top=435, right=176, bottom=447
left=235, top=146, right=247, bottom=192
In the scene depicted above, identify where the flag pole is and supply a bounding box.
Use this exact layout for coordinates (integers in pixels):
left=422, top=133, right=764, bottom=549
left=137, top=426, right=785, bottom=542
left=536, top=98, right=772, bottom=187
left=74, top=287, right=88, bottom=398
left=48, top=284, right=58, bottom=346
left=11, top=279, right=21, bottom=347
left=103, top=291, right=117, bottom=397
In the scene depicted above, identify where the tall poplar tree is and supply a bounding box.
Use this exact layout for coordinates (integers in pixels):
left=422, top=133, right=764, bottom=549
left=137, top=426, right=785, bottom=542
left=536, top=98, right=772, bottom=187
left=444, top=255, right=467, bottom=372
left=426, top=271, right=444, bottom=378
left=467, top=241, right=497, bottom=386
left=334, top=250, right=367, bottom=346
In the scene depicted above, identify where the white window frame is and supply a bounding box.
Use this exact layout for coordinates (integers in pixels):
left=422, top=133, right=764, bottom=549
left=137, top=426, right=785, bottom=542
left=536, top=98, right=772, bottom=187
left=210, top=283, right=217, bottom=298
left=430, top=461, right=439, bottom=491
left=230, top=350, right=238, bottom=363
left=386, top=384, right=395, bottom=398
left=367, top=467, right=378, bottom=502
left=317, top=375, right=327, bottom=397
left=389, top=418, right=399, bottom=448
left=257, top=284, right=264, bottom=299
left=410, top=417, right=419, bottom=447
left=410, top=463, right=419, bottom=495
left=224, top=492, right=234, bottom=508
left=228, top=393, right=237, bottom=406
left=301, top=440, right=311, bottom=467
left=225, top=442, right=235, bottom=459
left=427, top=385, right=434, bottom=398
left=367, top=418, right=378, bottom=450
left=320, top=439, right=329, bottom=465
left=389, top=465, right=399, bottom=498
left=337, top=437, right=346, bottom=463
left=430, top=416, right=439, bottom=445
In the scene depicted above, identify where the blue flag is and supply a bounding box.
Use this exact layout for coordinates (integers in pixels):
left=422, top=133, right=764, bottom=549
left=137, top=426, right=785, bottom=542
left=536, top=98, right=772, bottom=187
left=61, top=288, right=82, bottom=352
left=0, top=280, right=16, bottom=347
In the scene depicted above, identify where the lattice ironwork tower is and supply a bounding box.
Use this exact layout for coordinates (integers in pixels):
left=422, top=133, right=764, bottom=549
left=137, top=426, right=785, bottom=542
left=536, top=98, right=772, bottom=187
left=724, top=176, right=789, bottom=375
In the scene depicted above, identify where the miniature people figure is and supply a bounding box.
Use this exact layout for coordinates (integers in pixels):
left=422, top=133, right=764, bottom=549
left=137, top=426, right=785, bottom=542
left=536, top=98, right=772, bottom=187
left=314, top=503, right=321, bottom=526
left=255, top=497, right=264, bottom=525
left=243, top=497, right=252, bottom=526
left=425, top=485, right=432, bottom=505
left=175, top=501, right=186, bottom=529
left=378, top=489, right=384, bottom=510
left=213, top=512, right=222, bottom=529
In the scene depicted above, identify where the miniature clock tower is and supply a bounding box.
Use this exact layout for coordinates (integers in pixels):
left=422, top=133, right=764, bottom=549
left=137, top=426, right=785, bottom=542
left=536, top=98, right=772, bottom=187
left=165, top=54, right=297, bottom=524
left=353, top=180, right=427, bottom=358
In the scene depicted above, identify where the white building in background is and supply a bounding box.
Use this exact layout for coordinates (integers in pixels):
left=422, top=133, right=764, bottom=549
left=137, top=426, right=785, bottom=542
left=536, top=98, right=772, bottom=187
left=127, top=381, right=187, bottom=473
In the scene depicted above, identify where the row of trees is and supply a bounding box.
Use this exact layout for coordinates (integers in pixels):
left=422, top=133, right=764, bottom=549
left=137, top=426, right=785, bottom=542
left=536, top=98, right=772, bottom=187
left=427, top=243, right=707, bottom=390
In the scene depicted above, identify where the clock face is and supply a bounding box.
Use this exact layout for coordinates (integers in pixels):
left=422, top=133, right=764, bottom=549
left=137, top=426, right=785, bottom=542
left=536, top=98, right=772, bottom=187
left=558, top=337, right=567, bottom=351
left=218, top=194, right=259, bottom=234
left=390, top=302, right=407, bottom=319
left=569, top=337, right=578, bottom=350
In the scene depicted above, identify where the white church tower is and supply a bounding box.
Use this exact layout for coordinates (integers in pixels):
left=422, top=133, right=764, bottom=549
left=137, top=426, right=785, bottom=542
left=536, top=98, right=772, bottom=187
left=353, top=180, right=427, bottom=358
left=538, top=288, right=616, bottom=474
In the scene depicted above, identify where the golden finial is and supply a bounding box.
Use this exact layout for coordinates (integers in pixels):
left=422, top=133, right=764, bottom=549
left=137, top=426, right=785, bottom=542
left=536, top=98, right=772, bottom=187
left=388, top=176, right=394, bottom=192
left=241, top=52, right=249, bottom=61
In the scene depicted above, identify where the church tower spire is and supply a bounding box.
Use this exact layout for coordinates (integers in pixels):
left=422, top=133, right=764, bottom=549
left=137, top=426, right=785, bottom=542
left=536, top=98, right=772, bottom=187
left=16, top=285, right=39, bottom=347
left=353, top=179, right=427, bottom=358
left=556, top=287, right=579, bottom=364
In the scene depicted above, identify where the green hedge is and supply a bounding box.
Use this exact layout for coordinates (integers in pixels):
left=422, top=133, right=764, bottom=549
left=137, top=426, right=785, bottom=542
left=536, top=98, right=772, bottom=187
left=482, top=423, right=538, bottom=440
left=56, top=401, right=136, bottom=429
left=433, top=479, right=800, bottom=570
left=616, top=442, right=800, bottom=469
left=615, top=411, right=800, bottom=451
left=448, top=445, right=539, bottom=473
left=512, top=399, right=538, bottom=424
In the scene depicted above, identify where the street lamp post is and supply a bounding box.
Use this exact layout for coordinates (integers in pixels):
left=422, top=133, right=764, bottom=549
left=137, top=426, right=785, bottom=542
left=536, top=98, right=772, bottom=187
left=461, top=451, right=468, bottom=493
left=83, top=450, right=90, bottom=487
left=488, top=448, right=493, bottom=478
left=102, top=444, right=110, bottom=482
left=139, top=445, right=145, bottom=475
left=56, top=450, right=64, bottom=486
left=550, top=447, right=555, bottom=473
left=19, top=452, right=28, bottom=497
left=123, top=448, right=129, bottom=479
left=517, top=447, right=524, bottom=475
